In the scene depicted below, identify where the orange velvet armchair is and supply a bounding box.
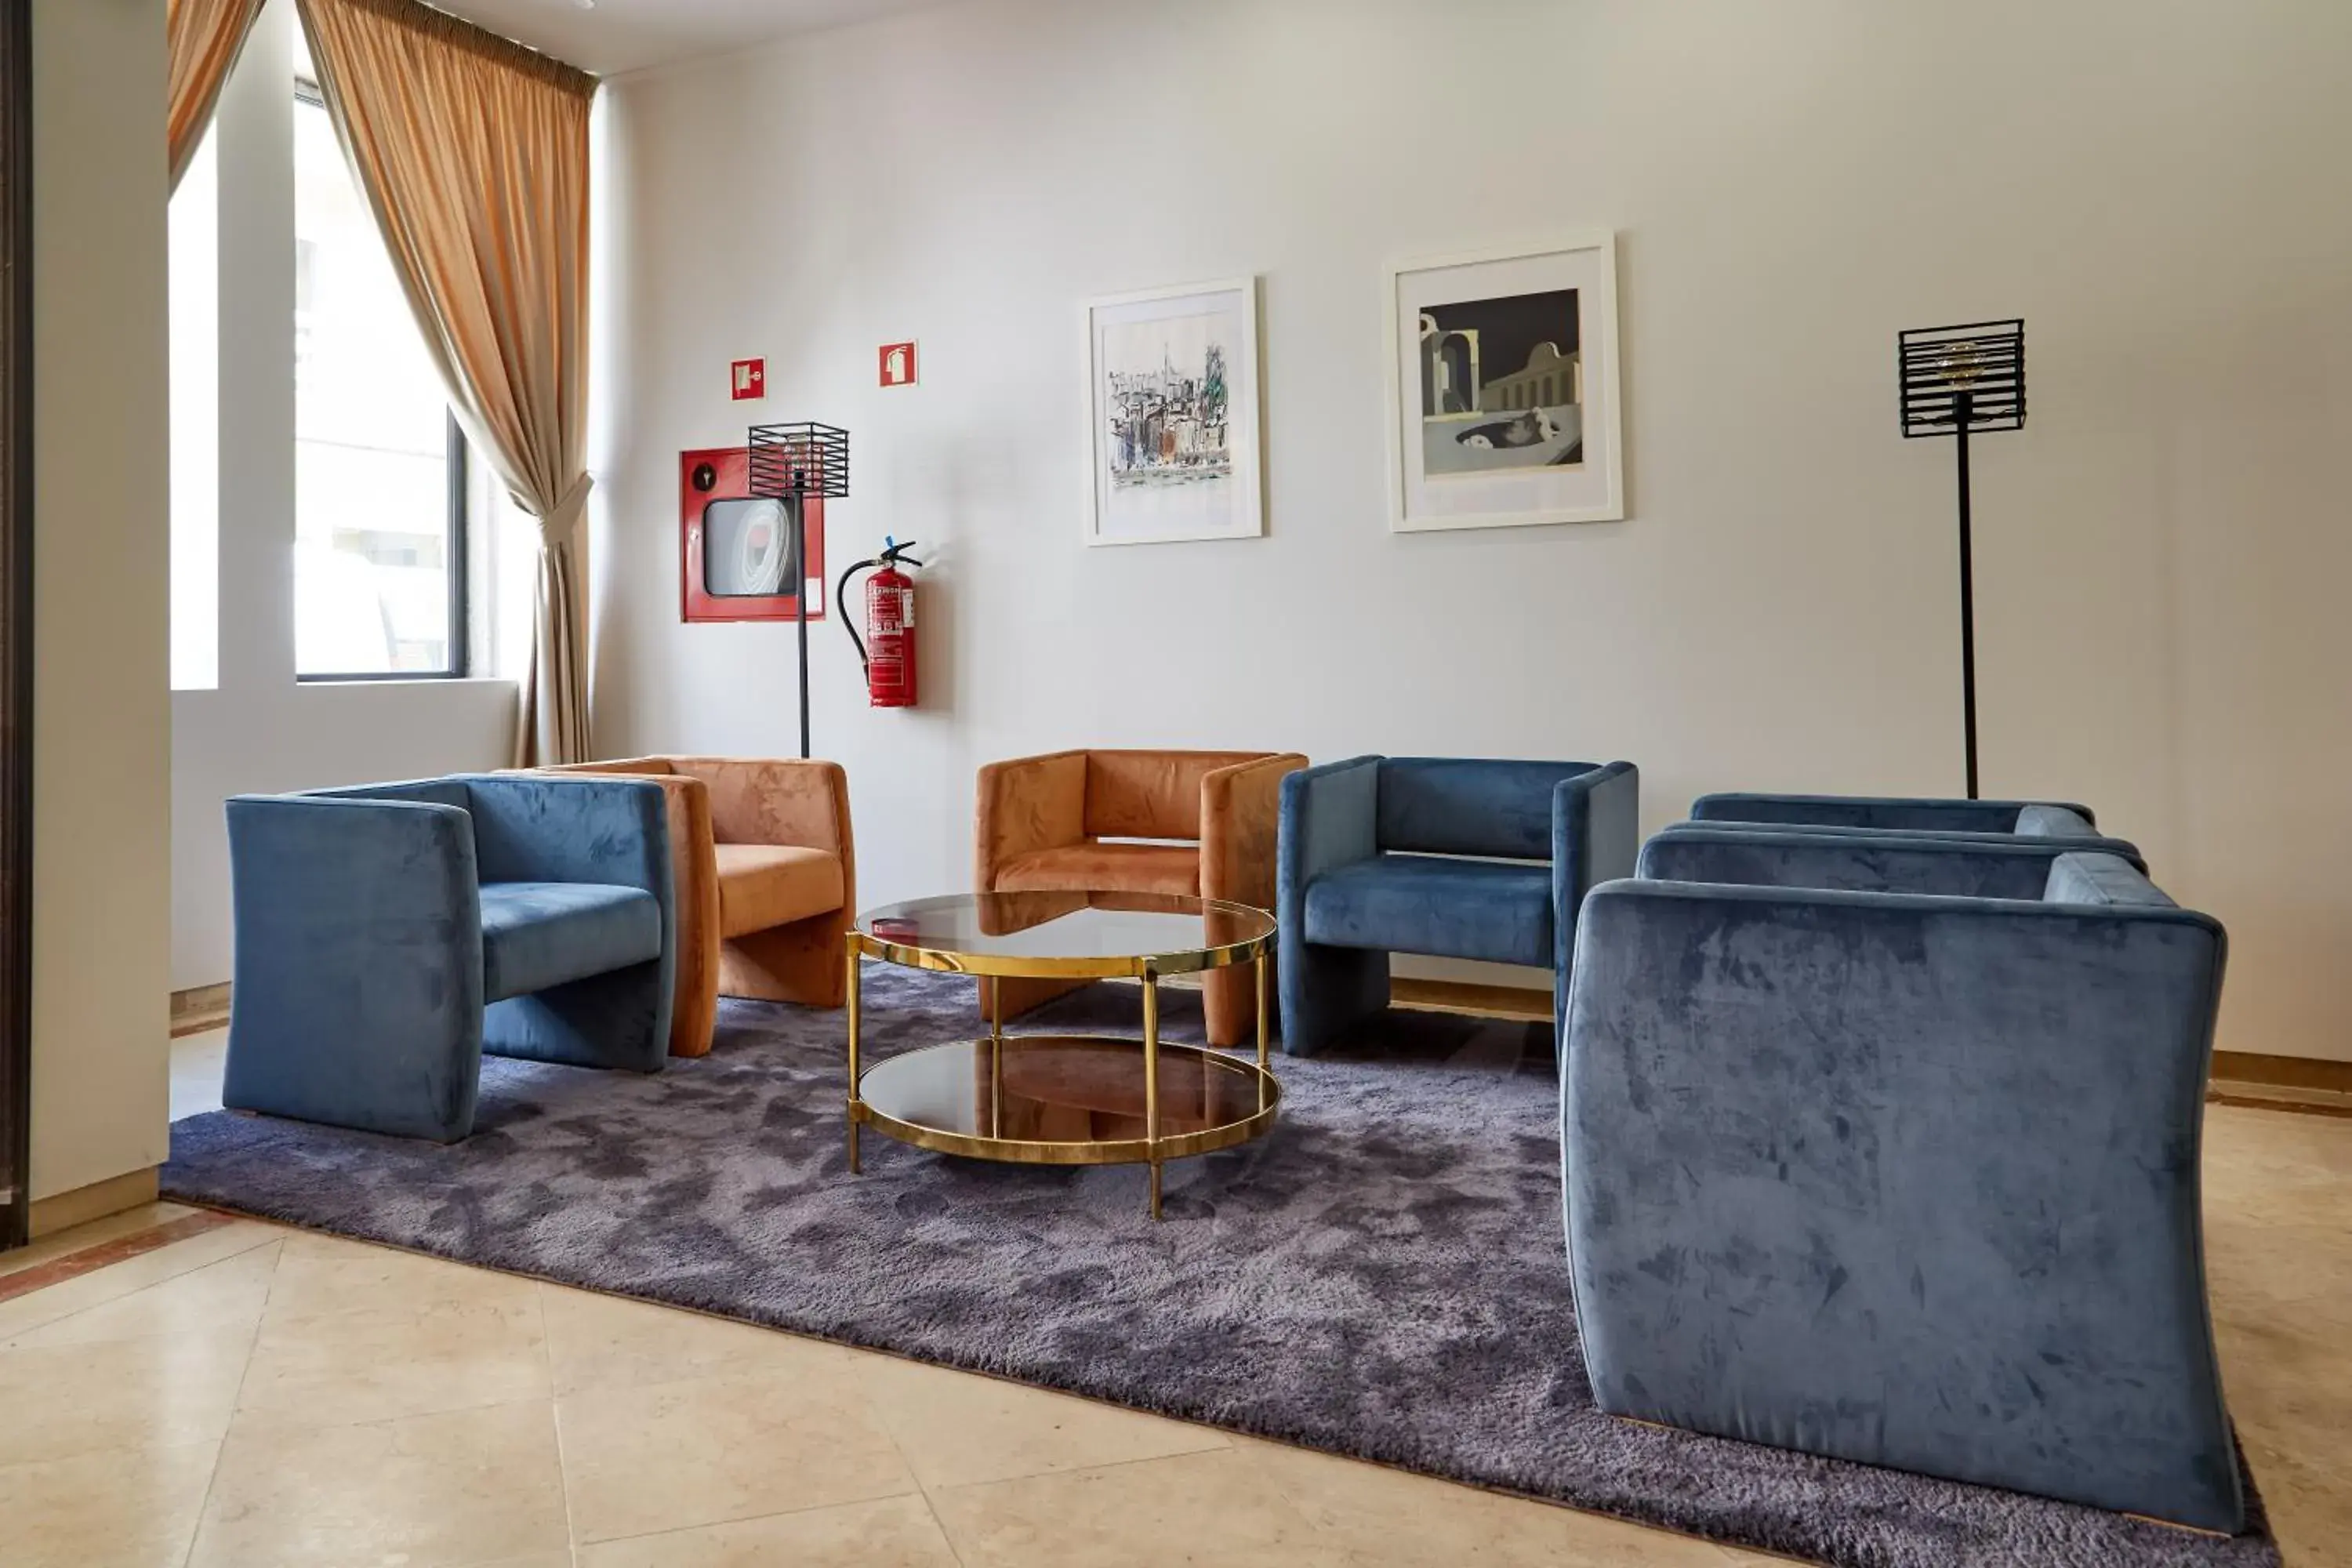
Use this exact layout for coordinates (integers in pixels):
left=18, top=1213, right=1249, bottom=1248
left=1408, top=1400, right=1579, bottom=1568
left=973, top=749, right=1305, bottom=1046
left=536, top=757, right=855, bottom=1057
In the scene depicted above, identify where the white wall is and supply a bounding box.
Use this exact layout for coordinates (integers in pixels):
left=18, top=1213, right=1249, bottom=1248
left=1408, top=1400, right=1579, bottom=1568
left=30, top=0, right=173, bottom=1199
left=170, top=0, right=516, bottom=992
left=592, top=0, right=2352, bottom=1061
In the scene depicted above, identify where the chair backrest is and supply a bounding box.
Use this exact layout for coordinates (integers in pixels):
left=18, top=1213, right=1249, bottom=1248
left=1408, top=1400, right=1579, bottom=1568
left=1082, top=750, right=1264, bottom=842
left=556, top=756, right=678, bottom=777
left=1639, top=827, right=2108, bottom=901
left=1375, top=757, right=1598, bottom=859
left=307, top=776, right=474, bottom=813
left=1691, top=793, right=2098, bottom=833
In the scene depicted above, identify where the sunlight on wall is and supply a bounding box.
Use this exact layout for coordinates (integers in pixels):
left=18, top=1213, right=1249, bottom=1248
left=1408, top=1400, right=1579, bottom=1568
left=168, top=132, right=219, bottom=692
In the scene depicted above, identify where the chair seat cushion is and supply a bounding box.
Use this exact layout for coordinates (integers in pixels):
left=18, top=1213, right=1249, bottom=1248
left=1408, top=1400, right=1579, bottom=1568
left=995, top=842, right=1201, bottom=898
left=713, top=844, right=846, bottom=939
left=1303, top=854, right=1553, bottom=967
left=480, top=880, right=662, bottom=1003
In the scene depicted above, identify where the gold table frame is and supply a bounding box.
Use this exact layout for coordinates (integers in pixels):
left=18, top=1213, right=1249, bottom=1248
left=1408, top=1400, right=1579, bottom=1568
left=845, top=895, right=1279, bottom=1219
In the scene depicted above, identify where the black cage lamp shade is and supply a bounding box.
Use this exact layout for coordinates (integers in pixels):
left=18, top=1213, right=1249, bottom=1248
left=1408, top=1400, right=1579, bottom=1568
left=1899, top=320, right=2025, bottom=437
left=748, top=421, right=851, bottom=501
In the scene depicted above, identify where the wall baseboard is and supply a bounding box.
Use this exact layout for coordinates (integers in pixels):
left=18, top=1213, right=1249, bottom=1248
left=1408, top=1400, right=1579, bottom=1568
left=2211, top=1050, right=2352, bottom=1095
left=2209, top=1050, right=2352, bottom=1118
left=170, top=982, right=230, bottom=1038
left=29, top=1166, right=159, bottom=1239
left=1391, top=978, right=1552, bottom=1021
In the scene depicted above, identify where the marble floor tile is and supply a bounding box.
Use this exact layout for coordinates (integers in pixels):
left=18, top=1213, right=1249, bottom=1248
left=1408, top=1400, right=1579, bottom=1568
left=556, top=1359, right=920, bottom=1544
left=0, top=1218, right=277, bottom=1342
left=0, top=1203, right=197, bottom=1280
left=0, top=1439, right=220, bottom=1568
left=574, top=1495, right=962, bottom=1568
left=1243, top=1435, right=1748, bottom=1566
left=2, top=1240, right=281, bottom=1350
left=189, top=1399, right=571, bottom=1568
left=239, top=1290, right=551, bottom=1428
left=855, top=1350, right=1230, bottom=1489
left=261, top=1230, right=542, bottom=1323
left=170, top=1029, right=229, bottom=1121
left=539, top=1280, right=854, bottom=1396
left=0, top=1327, right=253, bottom=1467
left=927, top=1447, right=1350, bottom=1568
left=2237, top=1431, right=2352, bottom=1566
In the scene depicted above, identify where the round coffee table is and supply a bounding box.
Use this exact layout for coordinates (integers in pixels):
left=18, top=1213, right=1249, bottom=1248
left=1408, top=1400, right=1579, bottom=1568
left=845, top=890, right=1279, bottom=1218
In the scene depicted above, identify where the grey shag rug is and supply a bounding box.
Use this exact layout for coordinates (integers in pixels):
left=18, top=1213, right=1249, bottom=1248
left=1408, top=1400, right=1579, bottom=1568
left=163, top=966, right=2276, bottom=1568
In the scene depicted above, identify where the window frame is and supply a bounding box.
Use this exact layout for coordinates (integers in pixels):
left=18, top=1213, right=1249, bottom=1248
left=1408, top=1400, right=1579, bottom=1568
left=290, top=79, right=470, bottom=684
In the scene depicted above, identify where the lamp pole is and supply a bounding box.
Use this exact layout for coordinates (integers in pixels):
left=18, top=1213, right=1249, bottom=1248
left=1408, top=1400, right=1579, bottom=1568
left=791, top=485, right=811, bottom=760
left=1954, top=389, right=1977, bottom=800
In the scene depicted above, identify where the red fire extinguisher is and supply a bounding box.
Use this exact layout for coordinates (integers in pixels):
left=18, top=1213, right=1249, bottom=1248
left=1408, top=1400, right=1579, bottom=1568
left=837, top=537, right=921, bottom=707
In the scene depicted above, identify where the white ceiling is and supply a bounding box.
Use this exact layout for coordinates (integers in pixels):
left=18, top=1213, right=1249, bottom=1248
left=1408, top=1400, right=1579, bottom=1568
left=427, top=0, right=974, bottom=78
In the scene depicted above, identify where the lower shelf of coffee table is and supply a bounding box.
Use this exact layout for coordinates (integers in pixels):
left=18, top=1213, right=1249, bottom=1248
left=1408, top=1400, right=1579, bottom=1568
left=851, top=1033, right=1280, bottom=1165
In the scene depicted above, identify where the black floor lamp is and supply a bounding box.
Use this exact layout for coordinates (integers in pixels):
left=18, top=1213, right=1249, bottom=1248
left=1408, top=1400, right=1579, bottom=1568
left=1899, top=320, right=2026, bottom=800
left=747, top=421, right=850, bottom=760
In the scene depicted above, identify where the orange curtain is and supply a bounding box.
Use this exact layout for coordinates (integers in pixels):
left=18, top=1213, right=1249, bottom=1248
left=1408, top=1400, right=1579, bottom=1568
left=167, top=0, right=267, bottom=191
left=293, top=0, right=595, bottom=765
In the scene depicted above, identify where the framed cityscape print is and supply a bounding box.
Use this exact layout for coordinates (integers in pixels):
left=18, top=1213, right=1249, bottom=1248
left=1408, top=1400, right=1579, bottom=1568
left=1385, top=234, right=1624, bottom=532
left=1083, top=276, right=1265, bottom=546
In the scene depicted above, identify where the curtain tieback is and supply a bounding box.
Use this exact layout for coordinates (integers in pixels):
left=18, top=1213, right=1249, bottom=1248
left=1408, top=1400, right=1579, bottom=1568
left=536, top=473, right=594, bottom=547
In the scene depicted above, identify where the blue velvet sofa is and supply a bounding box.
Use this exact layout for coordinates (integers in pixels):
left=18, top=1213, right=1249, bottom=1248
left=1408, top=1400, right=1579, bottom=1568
left=1562, top=830, right=2241, bottom=1533
left=1276, top=756, right=1636, bottom=1056
left=222, top=774, right=676, bottom=1142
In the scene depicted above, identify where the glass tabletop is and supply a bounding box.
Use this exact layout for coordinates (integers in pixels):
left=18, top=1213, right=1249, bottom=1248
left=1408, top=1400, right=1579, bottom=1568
left=855, top=890, right=1275, bottom=975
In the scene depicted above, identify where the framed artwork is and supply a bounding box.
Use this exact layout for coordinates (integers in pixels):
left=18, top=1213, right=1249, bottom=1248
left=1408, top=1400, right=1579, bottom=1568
left=1083, top=276, right=1264, bottom=546
left=677, top=446, right=826, bottom=625
left=1384, top=234, right=1624, bottom=532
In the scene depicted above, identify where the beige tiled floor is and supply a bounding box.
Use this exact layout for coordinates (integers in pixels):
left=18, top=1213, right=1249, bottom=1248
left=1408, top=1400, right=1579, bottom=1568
left=4, top=1060, right=2348, bottom=1566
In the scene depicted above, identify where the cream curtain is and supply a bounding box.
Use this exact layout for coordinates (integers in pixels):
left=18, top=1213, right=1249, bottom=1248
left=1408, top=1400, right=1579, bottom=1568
left=294, top=0, right=595, bottom=764
left=168, top=0, right=267, bottom=191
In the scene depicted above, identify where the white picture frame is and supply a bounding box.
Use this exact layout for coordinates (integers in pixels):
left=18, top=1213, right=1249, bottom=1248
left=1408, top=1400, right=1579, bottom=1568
left=1384, top=234, right=1625, bottom=532
left=1083, top=276, right=1265, bottom=546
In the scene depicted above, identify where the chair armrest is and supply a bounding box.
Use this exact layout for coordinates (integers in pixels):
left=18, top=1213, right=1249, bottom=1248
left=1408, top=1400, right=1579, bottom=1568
left=974, top=750, right=1087, bottom=890
left=225, top=793, right=483, bottom=989
left=223, top=794, right=488, bottom=1138
left=1690, top=792, right=2096, bottom=832
left=1638, top=826, right=2135, bottom=900
left=1277, top=757, right=1381, bottom=927
left=1552, top=761, right=1639, bottom=970
left=1200, top=753, right=1306, bottom=910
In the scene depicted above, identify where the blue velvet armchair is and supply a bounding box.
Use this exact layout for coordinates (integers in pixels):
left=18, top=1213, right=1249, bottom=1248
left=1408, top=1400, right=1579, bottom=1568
left=222, top=774, right=676, bottom=1143
left=1562, top=831, right=2241, bottom=1533
left=1276, top=756, right=1636, bottom=1056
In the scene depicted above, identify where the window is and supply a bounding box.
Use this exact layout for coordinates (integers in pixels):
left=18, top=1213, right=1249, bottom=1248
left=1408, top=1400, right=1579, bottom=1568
left=292, top=82, right=466, bottom=678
